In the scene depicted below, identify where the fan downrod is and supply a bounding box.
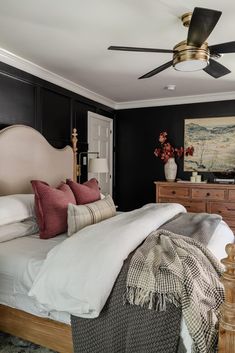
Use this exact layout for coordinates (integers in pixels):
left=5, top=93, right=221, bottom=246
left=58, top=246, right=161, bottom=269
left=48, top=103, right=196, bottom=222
left=181, top=12, right=192, bottom=27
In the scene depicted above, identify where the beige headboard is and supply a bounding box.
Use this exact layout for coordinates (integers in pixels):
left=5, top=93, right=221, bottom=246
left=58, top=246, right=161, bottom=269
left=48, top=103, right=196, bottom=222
left=0, top=125, right=76, bottom=195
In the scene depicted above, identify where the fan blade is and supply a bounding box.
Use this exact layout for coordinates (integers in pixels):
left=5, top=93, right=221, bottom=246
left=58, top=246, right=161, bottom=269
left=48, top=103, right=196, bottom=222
left=203, top=59, right=231, bottom=78
left=138, top=60, right=173, bottom=79
left=187, top=7, right=222, bottom=47
left=209, top=41, right=235, bottom=54
left=108, top=46, right=174, bottom=53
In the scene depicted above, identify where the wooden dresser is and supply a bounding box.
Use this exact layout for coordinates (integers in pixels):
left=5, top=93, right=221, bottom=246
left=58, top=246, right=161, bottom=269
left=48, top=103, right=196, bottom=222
left=155, top=181, right=235, bottom=233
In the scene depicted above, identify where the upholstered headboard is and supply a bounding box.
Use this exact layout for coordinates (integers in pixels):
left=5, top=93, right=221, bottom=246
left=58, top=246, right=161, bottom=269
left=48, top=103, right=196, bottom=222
left=0, top=125, right=76, bottom=195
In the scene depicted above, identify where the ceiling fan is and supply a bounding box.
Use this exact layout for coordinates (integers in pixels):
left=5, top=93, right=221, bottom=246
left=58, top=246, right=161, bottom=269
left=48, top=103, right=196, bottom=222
left=108, top=7, right=235, bottom=79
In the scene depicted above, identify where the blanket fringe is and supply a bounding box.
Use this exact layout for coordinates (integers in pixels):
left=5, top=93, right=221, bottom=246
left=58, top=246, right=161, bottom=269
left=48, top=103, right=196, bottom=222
left=124, top=286, right=181, bottom=311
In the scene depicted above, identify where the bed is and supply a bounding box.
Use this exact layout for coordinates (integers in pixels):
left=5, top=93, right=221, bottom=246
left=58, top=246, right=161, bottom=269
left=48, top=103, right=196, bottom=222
left=0, top=125, right=75, bottom=352
left=0, top=124, right=234, bottom=353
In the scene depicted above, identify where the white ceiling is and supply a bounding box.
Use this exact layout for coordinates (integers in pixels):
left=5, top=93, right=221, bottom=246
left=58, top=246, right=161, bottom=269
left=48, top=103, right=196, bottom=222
left=1, top=0, right=235, bottom=109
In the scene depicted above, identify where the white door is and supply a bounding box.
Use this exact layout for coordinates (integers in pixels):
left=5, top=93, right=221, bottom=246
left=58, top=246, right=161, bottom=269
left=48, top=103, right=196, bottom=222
left=88, top=112, right=113, bottom=196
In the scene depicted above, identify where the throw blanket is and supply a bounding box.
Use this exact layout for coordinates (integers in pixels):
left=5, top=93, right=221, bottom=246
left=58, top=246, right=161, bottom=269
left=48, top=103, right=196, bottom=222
left=126, top=226, right=224, bottom=353
left=71, top=212, right=221, bottom=353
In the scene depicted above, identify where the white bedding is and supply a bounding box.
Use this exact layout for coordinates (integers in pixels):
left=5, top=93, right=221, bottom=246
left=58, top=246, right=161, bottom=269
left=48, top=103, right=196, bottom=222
left=29, top=203, right=187, bottom=317
left=0, top=204, right=234, bottom=352
left=0, top=233, right=70, bottom=323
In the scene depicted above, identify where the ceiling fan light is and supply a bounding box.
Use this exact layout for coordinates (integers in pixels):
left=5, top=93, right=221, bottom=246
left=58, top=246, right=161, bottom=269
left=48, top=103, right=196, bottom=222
left=173, top=40, right=209, bottom=72
left=174, top=58, right=208, bottom=71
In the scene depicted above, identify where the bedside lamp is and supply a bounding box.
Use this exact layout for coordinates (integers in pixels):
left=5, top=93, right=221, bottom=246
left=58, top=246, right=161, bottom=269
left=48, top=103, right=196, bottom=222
left=77, top=149, right=109, bottom=183
left=89, top=157, right=109, bottom=193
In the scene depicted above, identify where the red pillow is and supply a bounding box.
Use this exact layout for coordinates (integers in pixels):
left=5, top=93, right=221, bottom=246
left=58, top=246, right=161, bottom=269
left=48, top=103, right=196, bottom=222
left=66, top=178, right=100, bottom=205
left=31, top=180, right=76, bottom=239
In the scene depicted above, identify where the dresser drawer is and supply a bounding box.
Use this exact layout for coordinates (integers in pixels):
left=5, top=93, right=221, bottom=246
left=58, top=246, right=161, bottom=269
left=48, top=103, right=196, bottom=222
left=228, top=190, right=235, bottom=201
left=209, top=202, right=235, bottom=218
left=179, top=201, right=206, bottom=213
left=158, top=186, right=189, bottom=199
left=159, top=198, right=206, bottom=213
left=192, top=188, right=225, bottom=200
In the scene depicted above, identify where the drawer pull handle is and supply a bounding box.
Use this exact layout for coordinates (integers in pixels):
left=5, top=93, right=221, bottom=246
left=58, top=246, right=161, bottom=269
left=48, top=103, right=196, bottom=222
left=172, top=191, right=176, bottom=195
left=226, top=208, right=235, bottom=212
left=206, top=192, right=210, bottom=196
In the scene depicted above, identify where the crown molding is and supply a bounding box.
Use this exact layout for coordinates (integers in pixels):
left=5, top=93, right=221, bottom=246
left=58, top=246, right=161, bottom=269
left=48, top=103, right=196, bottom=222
left=114, top=91, right=235, bottom=110
left=1, top=48, right=235, bottom=111
left=0, top=48, right=116, bottom=109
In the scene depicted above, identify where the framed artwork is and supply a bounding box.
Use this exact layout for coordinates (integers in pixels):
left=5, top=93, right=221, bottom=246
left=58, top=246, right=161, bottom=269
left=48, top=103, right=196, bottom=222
left=184, top=117, right=235, bottom=172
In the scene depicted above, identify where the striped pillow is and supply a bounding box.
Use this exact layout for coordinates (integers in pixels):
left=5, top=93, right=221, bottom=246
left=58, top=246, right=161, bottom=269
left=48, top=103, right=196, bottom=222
left=67, top=195, right=116, bottom=236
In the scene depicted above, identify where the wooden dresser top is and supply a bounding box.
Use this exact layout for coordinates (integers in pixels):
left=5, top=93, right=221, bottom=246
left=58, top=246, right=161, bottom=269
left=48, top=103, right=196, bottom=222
left=154, top=181, right=235, bottom=189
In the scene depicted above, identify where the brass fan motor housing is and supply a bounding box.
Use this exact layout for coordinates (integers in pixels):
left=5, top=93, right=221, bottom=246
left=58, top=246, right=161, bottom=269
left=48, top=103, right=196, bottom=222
left=173, top=40, right=210, bottom=70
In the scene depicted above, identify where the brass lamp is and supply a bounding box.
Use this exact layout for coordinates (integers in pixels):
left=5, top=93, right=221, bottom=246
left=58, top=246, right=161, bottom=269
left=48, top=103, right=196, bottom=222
left=78, top=151, right=108, bottom=183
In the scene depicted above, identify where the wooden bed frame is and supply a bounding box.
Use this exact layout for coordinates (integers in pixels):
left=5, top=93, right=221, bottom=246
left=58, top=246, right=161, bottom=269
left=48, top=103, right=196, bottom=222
left=0, top=125, right=77, bottom=352
left=218, top=244, right=235, bottom=352
left=0, top=124, right=234, bottom=353
left=0, top=304, right=73, bottom=353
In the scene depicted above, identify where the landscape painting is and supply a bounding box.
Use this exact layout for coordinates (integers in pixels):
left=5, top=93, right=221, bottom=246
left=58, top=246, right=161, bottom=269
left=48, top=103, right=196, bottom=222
left=184, top=117, right=235, bottom=172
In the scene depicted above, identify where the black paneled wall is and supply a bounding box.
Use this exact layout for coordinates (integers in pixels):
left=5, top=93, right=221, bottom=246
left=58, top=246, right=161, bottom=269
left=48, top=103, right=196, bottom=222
left=0, top=61, right=114, bottom=141
left=2, top=60, right=235, bottom=211
left=0, top=61, right=115, bottom=184
left=116, top=101, right=235, bottom=211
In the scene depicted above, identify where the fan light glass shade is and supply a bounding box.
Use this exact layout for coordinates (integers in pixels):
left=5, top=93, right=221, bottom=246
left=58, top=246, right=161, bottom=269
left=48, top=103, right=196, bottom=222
left=173, top=40, right=209, bottom=73
left=174, top=58, right=208, bottom=71
left=88, top=158, right=109, bottom=173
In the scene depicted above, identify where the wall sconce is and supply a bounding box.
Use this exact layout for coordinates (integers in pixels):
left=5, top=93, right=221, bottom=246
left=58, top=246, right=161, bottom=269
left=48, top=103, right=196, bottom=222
left=78, top=151, right=108, bottom=183
left=88, top=158, right=109, bottom=174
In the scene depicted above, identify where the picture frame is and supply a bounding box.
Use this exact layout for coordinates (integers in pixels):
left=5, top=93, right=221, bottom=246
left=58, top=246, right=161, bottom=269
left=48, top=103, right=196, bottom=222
left=184, top=117, right=235, bottom=172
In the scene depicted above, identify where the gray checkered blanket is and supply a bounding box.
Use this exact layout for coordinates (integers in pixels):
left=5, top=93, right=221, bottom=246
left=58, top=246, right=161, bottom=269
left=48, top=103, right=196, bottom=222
left=125, top=228, right=224, bottom=353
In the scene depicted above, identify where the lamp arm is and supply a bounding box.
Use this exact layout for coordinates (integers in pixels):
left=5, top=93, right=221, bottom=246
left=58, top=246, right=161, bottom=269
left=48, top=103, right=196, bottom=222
left=78, top=151, right=99, bottom=183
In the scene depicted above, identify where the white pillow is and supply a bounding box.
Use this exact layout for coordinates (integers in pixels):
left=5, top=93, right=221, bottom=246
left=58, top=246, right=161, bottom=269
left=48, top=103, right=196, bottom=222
left=0, top=217, right=39, bottom=243
left=67, top=195, right=116, bottom=236
left=0, top=194, right=35, bottom=226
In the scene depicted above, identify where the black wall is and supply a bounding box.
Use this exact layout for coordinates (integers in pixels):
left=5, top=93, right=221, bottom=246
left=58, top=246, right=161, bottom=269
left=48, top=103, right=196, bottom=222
left=2, top=60, right=235, bottom=212
left=0, top=61, right=115, bottom=185
left=116, top=101, right=235, bottom=211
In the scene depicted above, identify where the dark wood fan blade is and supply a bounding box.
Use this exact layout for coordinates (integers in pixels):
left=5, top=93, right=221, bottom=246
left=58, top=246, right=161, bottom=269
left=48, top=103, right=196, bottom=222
left=108, top=46, right=174, bottom=53
left=209, top=41, right=235, bottom=54
left=203, top=59, right=231, bottom=78
left=138, top=60, right=173, bottom=79
left=187, top=7, right=222, bottom=47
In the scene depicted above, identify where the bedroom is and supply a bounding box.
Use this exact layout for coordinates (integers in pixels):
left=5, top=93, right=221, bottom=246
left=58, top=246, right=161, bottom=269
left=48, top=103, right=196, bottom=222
left=0, top=0, right=235, bottom=352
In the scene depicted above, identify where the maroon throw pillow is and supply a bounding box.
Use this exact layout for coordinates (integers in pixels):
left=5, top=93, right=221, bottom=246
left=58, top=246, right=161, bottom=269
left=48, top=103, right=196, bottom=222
left=31, top=180, right=76, bottom=239
left=66, top=178, right=101, bottom=205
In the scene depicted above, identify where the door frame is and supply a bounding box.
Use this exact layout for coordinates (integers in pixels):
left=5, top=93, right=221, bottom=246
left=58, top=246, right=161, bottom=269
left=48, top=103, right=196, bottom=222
left=88, top=111, right=113, bottom=196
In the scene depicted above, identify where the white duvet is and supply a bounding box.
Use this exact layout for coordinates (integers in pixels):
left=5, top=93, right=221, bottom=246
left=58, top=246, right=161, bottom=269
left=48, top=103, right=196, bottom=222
left=29, top=203, right=186, bottom=318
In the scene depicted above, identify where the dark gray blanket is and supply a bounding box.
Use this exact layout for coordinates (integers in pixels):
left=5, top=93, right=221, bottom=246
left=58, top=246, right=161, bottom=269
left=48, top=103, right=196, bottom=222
left=161, top=212, right=222, bottom=246
left=71, top=252, right=182, bottom=353
left=71, top=212, right=221, bottom=353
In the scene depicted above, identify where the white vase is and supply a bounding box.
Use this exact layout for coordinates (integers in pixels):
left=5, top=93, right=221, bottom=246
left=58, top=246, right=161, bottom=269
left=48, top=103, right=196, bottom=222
left=164, top=158, right=177, bottom=182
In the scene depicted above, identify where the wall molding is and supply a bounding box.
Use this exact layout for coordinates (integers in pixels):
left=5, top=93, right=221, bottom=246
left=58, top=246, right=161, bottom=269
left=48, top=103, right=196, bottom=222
left=114, top=91, right=235, bottom=110
left=0, top=48, right=116, bottom=109
left=1, top=47, right=235, bottom=111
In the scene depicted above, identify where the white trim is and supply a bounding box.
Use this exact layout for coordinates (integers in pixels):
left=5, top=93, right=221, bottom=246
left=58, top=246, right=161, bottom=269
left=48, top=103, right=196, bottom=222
left=0, top=48, right=116, bottom=109
left=1, top=47, right=235, bottom=110
left=114, top=91, right=235, bottom=110
left=88, top=112, right=112, bottom=123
